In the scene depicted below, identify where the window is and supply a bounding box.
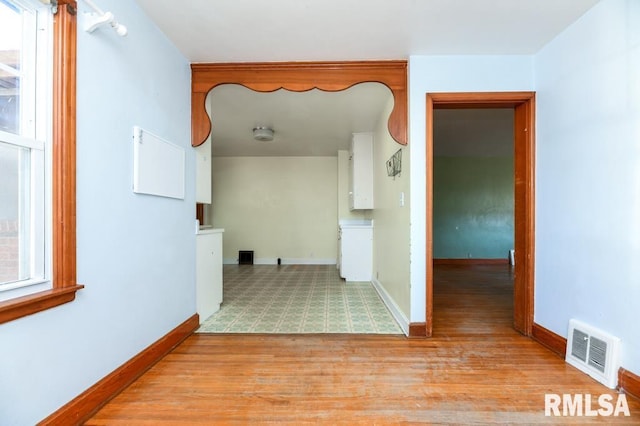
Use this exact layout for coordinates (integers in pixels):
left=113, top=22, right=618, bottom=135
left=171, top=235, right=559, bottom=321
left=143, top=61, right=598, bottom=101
left=0, top=0, right=48, bottom=300
left=0, top=0, right=81, bottom=323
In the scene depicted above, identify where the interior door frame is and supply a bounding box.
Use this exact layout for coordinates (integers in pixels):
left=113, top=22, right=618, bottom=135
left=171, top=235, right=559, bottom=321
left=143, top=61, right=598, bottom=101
left=426, top=92, right=536, bottom=337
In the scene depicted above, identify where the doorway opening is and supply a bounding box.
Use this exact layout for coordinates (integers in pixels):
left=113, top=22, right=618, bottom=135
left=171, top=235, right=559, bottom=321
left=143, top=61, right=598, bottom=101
left=425, top=92, right=535, bottom=337
left=198, top=84, right=399, bottom=334
left=432, top=108, right=515, bottom=335
left=191, top=62, right=410, bottom=334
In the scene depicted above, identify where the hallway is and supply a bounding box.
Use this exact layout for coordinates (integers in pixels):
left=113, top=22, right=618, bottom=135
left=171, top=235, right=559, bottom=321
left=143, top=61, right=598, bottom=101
left=433, top=263, right=514, bottom=336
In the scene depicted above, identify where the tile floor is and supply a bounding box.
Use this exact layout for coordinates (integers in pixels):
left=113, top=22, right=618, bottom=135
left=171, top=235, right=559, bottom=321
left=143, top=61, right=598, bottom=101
left=197, top=264, right=402, bottom=334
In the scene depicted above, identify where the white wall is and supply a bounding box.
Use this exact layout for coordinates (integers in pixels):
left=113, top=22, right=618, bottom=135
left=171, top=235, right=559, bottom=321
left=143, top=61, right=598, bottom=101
left=534, top=0, right=640, bottom=374
left=0, top=1, right=194, bottom=424
left=211, top=156, right=338, bottom=264
left=408, top=55, right=534, bottom=322
left=371, top=96, right=411, bottom=322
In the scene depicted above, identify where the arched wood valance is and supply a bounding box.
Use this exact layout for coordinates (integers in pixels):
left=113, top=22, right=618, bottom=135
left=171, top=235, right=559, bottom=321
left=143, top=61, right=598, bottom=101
left=191, top=61, right=408, bottom=147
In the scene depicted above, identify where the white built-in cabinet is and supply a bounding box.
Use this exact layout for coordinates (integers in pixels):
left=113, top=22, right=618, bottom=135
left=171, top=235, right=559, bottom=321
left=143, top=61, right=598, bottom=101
left=349, top=132, right=374, bottom=210
left=339, top=220, right=373, bottom=282
left=196, top=228, right=223, bottom=324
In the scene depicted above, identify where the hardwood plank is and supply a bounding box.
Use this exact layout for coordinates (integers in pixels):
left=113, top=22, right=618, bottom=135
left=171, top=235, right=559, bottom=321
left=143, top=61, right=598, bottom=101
left=86, top=266, right=640, bottom=424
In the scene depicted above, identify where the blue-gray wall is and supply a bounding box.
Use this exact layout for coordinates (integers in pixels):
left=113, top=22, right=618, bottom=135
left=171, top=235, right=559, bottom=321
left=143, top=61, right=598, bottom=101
left=534, top=0, right=640, bottom=374
left=3, top=1, right=639, bottom=423
left=0, top=1, right=194, bottom=424
left=433, top=156, right=513, bottom=259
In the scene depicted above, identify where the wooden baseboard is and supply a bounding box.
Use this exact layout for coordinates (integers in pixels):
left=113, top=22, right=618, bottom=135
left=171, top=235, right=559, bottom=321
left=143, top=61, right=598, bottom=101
left=619, top=368, right=640, bottom=401
left=39, top=314, right=199, bottom=425
left=408, top=322, right=427, bottom=338
left=433, top=258, right=509, bottom=266
left=531, top=323, right=567, bottom=358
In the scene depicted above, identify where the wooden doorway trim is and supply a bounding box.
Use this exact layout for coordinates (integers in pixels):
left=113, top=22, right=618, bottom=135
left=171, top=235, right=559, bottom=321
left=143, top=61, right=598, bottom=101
left=426, top=92, right=536, bottom=337
left=191, top=61, right=408, bottom=147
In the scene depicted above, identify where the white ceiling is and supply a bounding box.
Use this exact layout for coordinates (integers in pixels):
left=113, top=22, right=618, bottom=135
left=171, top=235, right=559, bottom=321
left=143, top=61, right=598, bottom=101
left=135, top=0, right=599, bottom=62
left=208, top=83, right=392, bottom=157
left=134, top=0, right=599, bottom=157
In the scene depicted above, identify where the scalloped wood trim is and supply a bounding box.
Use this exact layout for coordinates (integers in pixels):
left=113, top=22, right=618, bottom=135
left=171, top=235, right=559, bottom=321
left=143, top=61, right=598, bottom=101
left=191, top=61, right=407, bottom=147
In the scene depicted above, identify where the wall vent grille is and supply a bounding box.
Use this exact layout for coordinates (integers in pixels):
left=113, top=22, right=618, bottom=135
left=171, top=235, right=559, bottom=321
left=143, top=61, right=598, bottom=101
left=238, top=250, right=254, bottom=265
left=566, top=319, right=620, bottom=389
left=571, top=328, right=588, bottom=361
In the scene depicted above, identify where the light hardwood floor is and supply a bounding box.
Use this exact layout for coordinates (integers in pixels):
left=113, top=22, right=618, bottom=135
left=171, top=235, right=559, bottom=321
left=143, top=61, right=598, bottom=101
left=86, top=265, right=640, bottom=424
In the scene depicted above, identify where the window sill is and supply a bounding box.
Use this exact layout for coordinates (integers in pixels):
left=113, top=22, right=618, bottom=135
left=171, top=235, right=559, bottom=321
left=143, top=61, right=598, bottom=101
left=0, top=284, right=84, bottom=325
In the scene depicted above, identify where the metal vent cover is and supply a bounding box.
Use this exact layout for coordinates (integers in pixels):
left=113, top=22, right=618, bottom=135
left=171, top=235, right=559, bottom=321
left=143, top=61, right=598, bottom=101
left=571, top=328, right=588, bottom=362
left=566, top=319, right=620, bottom=389
left=588, top=336, right=607, bottom=373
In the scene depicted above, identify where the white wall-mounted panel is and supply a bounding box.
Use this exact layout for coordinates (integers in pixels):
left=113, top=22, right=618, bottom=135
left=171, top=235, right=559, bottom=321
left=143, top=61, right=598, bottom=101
left=133, top=126, right=185, bottom=199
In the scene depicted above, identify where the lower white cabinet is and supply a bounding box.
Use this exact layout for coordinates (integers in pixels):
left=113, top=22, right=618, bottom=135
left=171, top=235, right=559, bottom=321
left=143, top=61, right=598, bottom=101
left=196, top=228, right=224, bottom=324
left=339, top=220, right=373, bottom=282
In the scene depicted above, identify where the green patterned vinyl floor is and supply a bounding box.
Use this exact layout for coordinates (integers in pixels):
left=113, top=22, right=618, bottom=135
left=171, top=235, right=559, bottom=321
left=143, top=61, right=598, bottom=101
left=197, top=264, right=402, bottom=334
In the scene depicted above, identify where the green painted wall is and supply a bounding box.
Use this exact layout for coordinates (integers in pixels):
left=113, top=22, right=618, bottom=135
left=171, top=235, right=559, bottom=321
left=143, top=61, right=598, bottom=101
left=433, top=157, right=514, bottom=259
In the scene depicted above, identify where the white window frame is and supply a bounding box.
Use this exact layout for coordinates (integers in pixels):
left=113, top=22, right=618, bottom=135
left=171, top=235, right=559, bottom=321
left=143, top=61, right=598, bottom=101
left=0, top=0, right=52, bottom=301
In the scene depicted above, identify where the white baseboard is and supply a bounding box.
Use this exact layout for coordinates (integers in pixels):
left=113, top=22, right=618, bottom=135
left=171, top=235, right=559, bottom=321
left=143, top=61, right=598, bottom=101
left=371, top=277, right=409, bottom=336
left=223, top=258, right=336, bottom=265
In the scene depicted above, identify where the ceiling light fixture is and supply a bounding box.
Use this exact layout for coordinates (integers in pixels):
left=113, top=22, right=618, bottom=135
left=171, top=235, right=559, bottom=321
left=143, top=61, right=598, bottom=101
left=253, top=126, right=274, bottom=142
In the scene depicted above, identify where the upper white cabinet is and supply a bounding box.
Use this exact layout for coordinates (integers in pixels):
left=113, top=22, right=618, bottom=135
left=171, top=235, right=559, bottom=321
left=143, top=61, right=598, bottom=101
left=349, top=132, right=374, bottom=210
left=195, top=138, right=212, bottom=204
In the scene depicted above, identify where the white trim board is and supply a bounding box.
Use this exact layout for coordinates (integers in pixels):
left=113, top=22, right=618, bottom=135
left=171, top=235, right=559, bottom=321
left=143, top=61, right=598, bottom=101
left=372, top=277, right=409, bottom=336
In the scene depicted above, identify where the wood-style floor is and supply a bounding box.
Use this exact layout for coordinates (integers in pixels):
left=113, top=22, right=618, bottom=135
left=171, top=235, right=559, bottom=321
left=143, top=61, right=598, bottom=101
left=86, top=265, right=640, bottom=424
